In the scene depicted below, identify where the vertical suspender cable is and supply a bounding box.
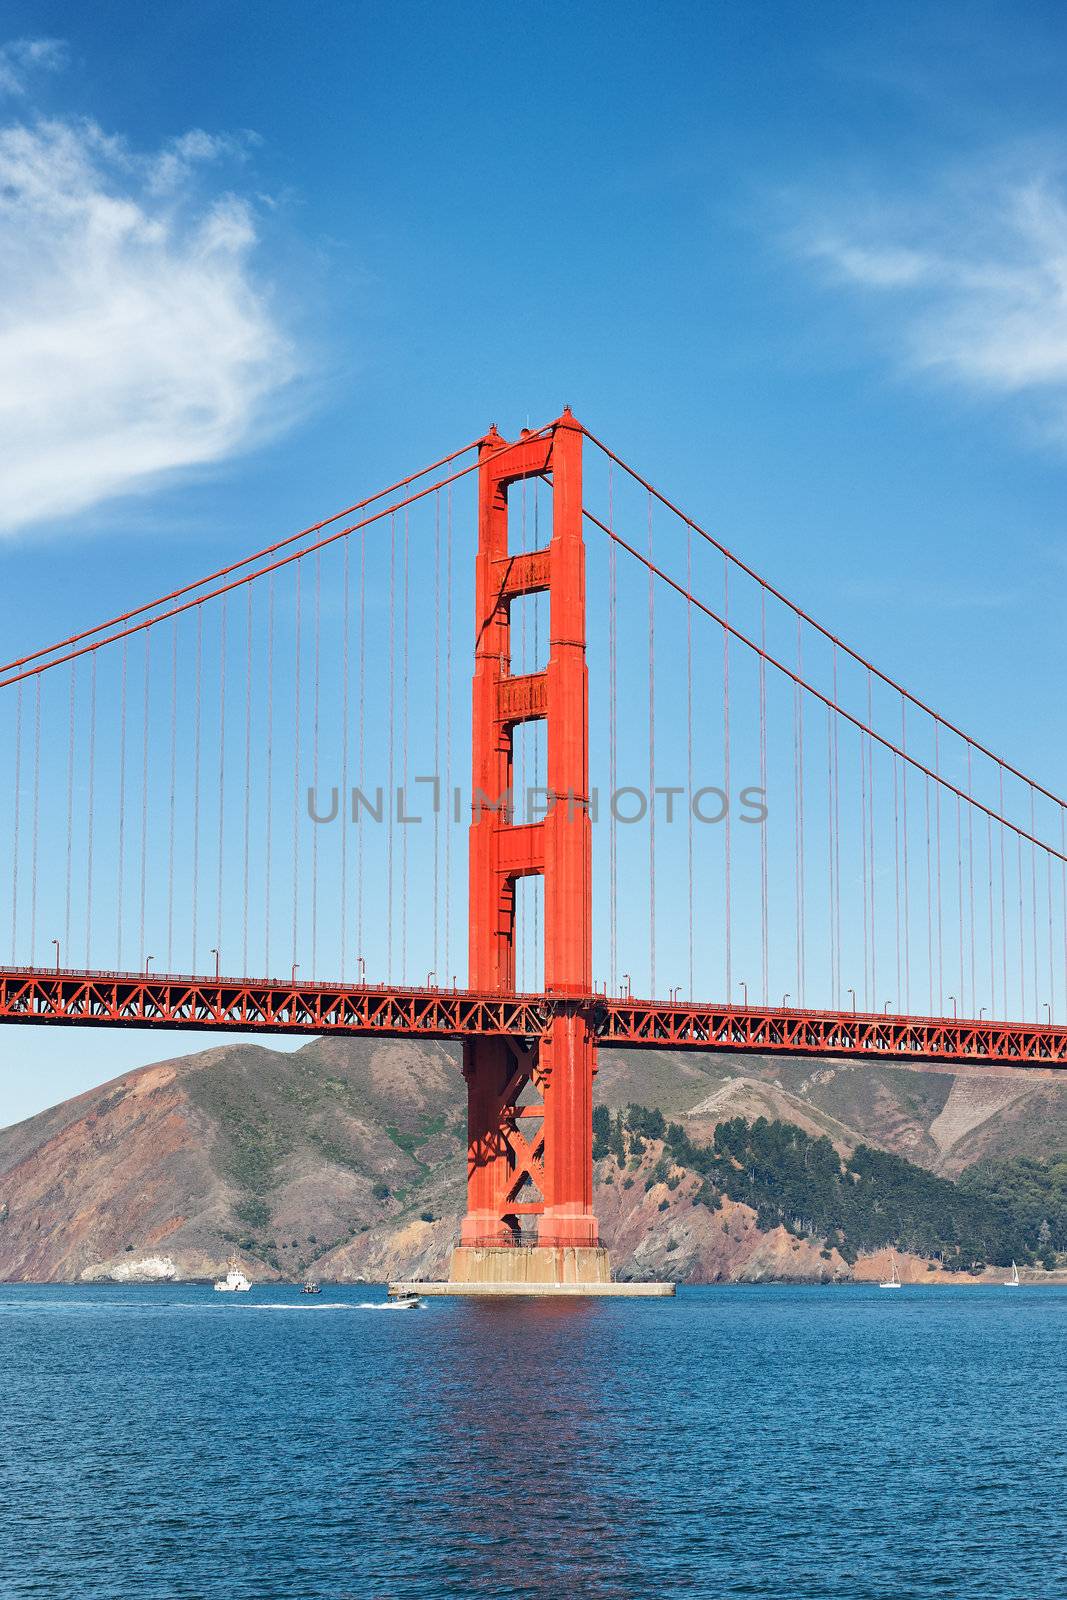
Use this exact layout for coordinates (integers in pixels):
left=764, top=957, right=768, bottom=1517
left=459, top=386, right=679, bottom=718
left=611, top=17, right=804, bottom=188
left=826, top=704, right=835, bottom=1009
left=65, top=664, right=76, bottom=957
left=192, top=608, right=203, bottom=971
left=138, top=634, right=150, bottom=970
left=900, top=699, right=911, bottom=1014
left=1047, top=841, right=1054, bottom=1021
left=265, top=577, right=275, bottom=974
left=609, top=465, right=618, bottom=996
left=860, top=713, right=870, bottom=1011
left=116, top=642, right=128, bottom=967
left=340, top=538, right=350, bottom=982
left=401, top=510, right=410, bottom=982
left=967, top=747, right=976, bottom=1014
left=760, top=592, right=769, bottom=1004
left=167, top=621, right=178, bottom=972
left=647, top=493, right=656, bottom=997
left=243, top=586, right=253, bottom=976
left=311, top=554, right=321, bottom=979
left=444, top=490, right=453, bottom=982
left=832, top=651, right=842, bottom=1008
left=893, top=744, right=901, bottom=1013
left=387, top=514, right=396, bottom=980
left=292, top=566, right=302, bottom=973
left=794, top=619, right=804, bottom=1004
left=29, top=676, right=41, bottom=964
left=358, top=530, right=367, bottom=973
left=987, top=812, right=995, bottom=1018
left=217, top=596, right=227, bottom=962
left=1030, top=786, right=1039, bottom=1020
left=723, top=559, right=732, bottom=1003
left=433, top=493, right=441, bottom=984
left=934, top=722, right=944, bottom=1013
left=924, top=776, right=933, bottom=1015
left=1017, top=831, right=1026, bottom=1019
left=686, top=523, right=694, bottom=999
left=999, top=769, right=1008, bottom=1019
left=956, top=793, right=965, bottom=1011
left=867, top=672, right=875, bottom=1010
left=86, top=661, right=96, bottom=966
left=1061, top=811, right=1067, bottom=1023
left=10, top=682, right=21, bottom=961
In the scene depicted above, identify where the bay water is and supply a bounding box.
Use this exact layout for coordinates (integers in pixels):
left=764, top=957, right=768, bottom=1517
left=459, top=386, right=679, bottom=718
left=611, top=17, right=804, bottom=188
left=1, top=1282, right=1064, bottom=1598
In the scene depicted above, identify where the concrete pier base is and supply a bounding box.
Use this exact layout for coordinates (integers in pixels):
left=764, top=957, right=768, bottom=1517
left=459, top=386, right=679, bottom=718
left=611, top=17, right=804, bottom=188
left=389, top=1245, right=676, bottom=1298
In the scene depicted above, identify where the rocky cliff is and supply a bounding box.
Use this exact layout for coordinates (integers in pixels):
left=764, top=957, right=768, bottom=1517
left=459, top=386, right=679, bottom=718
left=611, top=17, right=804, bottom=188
left=1, top=1035, right=1064, bottom=1284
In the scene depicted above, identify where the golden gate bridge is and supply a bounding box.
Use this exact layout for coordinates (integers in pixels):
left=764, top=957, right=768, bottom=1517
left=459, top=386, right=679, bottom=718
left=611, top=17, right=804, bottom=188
left=2, top=408, right=1065, bottom=1266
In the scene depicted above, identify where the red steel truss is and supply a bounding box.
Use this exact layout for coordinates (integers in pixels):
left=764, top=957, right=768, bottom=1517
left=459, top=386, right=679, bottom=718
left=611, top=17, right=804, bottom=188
left=0, top=968, right=550, bottom=1040
left=597, top=999, right=1067, bottom=1066
left=3, top=965, right=1065, bottom=1066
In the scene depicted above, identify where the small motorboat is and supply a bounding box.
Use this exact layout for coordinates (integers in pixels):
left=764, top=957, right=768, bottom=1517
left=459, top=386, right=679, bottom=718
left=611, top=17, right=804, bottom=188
left=879, top=1251, right=902, bottom=1289
left=391, top=1293, right=422, bottom=1309
left=213, top=1255, right=252, bottom=1293
left=302, top=1279, right=322, bottom=1295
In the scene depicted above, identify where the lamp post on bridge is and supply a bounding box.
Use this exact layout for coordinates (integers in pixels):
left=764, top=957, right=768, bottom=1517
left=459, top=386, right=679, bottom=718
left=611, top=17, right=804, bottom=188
left=738, top=980, right=748, bottom=1007
left=210, top=948, right=220, bottom=981
left=145, top=955, right=154, bottom=976
left=51, top=938, right=59, bottom=973
left=782, top=993, right=790, bottom=1008
left=1044, top=1002, right=1051, bottom=1024
left=847, top=987, right=856, bottom=1012
left=948, top=995, right=957, bottom=1019
left=622, top=973, right=632, bottom=999
left=291, top=962, right=299, bottom=987
left=357, top=955, right=365, bottom=982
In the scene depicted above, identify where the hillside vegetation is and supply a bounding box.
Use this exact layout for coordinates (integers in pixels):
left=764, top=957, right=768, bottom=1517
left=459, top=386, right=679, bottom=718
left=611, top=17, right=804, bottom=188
left=3, top=1035, right=1067, bottom=1283
left=595, top=1106, right=1066, bottom=1271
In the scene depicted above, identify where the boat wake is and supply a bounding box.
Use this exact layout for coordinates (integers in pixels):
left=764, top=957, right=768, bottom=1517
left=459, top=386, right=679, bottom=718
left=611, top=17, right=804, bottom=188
left=247, top=1301, right=361, bottom=1311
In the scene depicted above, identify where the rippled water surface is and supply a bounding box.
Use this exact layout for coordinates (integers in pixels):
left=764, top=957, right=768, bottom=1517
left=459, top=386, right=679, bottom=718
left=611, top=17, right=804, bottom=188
left=1, top=1282, right=1065, bottom=1598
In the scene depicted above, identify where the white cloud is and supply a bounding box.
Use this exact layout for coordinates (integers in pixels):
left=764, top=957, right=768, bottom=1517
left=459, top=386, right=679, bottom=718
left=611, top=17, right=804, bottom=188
left=0, top=38, right=65, bottom=98
left=802, top=167, right=1067, bottom=433
left=0, top=75, right=297, bottom=535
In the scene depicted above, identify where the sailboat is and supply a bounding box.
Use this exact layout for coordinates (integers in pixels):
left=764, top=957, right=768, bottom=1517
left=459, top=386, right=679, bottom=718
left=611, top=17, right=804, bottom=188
left=879, top=1251, right=901, bottom=1289
left=1004, top=1260, right=1020, bottom=1287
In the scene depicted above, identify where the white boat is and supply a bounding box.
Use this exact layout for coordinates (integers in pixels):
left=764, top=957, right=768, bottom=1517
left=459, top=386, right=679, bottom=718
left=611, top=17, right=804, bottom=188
left=879, top=1252, right=901, bottom=1289
left=1005, top=1260, right=1020, bottom=1287
left=213, top=1256, right=252, bottom=1293
left=391, top=1293, right=422, bottom=1309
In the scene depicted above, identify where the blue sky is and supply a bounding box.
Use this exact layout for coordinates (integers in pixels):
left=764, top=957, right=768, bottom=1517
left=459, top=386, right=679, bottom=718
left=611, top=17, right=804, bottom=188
left=2, top=1, right=1067, bottom=1124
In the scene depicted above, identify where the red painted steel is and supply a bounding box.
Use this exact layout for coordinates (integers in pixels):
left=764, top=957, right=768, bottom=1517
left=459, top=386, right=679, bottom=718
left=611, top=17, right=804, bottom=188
left=7, top=409, right=1067, bottom=1266
left=0, top=967, right=552, bottom=1039
left=3, top=966, right=1064, bottom=1066
left=598, top=999, right=1067, bottom=1064
left=462, top=411, right=598, bottom=1249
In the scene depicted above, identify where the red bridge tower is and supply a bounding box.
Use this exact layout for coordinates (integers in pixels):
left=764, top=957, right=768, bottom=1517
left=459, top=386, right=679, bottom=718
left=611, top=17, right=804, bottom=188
left=453, top=409, right=604, bottom=1280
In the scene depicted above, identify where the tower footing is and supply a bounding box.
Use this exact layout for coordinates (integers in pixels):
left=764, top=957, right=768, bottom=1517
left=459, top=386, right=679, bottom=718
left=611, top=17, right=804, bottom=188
left=388, top=1245, right=675, bottom=1298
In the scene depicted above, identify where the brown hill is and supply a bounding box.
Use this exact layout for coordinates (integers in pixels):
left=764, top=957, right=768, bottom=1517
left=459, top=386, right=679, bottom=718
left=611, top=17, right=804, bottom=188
left=1, top=1036, right=1065, bottom=1284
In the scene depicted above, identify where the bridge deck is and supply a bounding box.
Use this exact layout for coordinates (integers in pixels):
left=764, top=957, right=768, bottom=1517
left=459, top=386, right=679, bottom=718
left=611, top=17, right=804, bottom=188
left=1, top=966, right=1065, bottom=1066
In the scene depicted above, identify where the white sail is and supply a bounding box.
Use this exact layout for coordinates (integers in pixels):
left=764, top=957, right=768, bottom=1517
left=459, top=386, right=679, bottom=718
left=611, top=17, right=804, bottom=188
left=879, top=1250, right=901, bottom=1289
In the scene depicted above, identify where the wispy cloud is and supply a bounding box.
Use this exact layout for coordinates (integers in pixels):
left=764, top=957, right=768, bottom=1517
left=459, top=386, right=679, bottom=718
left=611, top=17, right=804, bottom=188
left=0, top=37, right=66, bottom=97
left=0, top=42, right=298, bottom=536
left=799, top=163, right=1067, bottom=438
